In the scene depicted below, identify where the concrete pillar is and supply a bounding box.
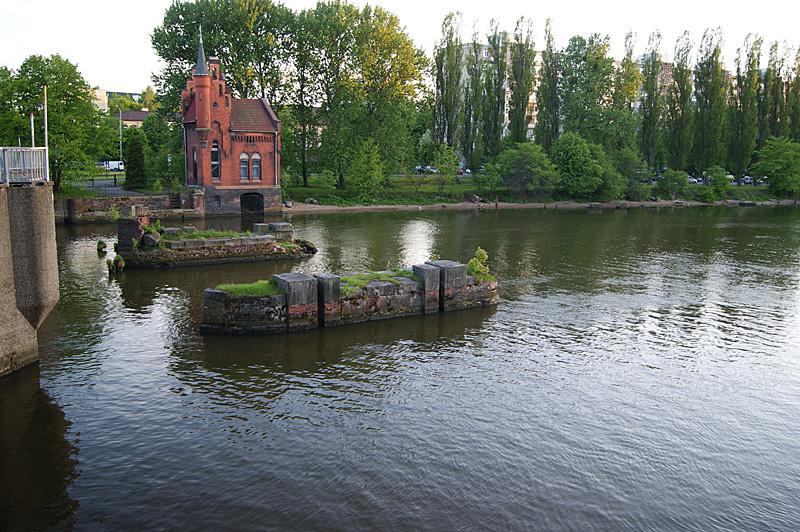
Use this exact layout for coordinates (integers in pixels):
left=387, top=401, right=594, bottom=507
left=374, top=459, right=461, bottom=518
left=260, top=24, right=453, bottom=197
left=0, top=188, right=40, bottom=377
left=314, top=273, right=341, bottom=327
left=273, top=272, right=317, bottom=331
left=7, top=184, right=59, bottom=329
left=413, top=263, right=440, bottom=314
left=425, top=260, right=466, bottom=312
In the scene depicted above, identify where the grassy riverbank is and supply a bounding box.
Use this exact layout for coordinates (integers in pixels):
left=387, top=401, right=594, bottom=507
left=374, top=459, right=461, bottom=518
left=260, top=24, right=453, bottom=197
left=284, top=174, right=778, bottom=207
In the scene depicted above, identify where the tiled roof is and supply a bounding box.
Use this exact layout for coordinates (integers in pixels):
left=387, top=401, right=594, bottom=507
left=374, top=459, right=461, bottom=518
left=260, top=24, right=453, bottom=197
left=230, top=99, right=279, bottom=133
left=120, top=110, right=151, bottom=122
left=183, top=97, right=196, bottom=123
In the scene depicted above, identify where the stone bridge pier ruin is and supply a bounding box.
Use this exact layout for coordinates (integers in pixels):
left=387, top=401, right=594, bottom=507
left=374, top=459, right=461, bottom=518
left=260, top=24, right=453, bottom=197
left=0, top=154, right=60, bottom=377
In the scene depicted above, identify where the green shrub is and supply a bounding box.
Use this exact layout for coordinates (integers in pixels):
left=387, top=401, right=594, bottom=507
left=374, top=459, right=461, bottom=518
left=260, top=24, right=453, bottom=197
left=216, top=279, right=281, bottom=297
left=97, top=240, right=107, bottom=253
left=466, top=247, right=495, bottom=283
left=108, top=205, right=120, bottom=222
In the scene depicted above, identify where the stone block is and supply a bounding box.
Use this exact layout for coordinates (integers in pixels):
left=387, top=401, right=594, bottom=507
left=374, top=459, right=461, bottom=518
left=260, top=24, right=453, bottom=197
left=204, top=238, right=226, bottom=248
left=181, top=226, right=197, bottom=233
left=224, top=238, right=242, bottom=247
left=269, top=222, right=294, bottom=241
left=253, top=223, right=271, bottom=234
left=142, top=232, right=161, bottom=248
left=253, top=234, right=276, bottom=243
left=314, top=273, right=341, bottom=327
left=165, top=240, right=186, bottom=250
left=163, top=227, right=182, bottom=235
left=273, top=272, right=318, bottom=331
left=426, top=260, right=466, bottom=312
left=413, top=263, right=440, bottom=314
left=183, top=239, right=203, bottom=249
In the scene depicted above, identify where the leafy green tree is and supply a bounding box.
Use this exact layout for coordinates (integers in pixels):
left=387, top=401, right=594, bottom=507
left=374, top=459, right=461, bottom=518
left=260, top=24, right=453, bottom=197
left=751, top=136, right=800, bottom=198
left=666, top=32, right=694, bottom=170
left=788, top=50, right=800, bottom=142
left=417, top=130, right=436, bottom=165
left=560, top=34, right=614, bottom=146
left=123, top=127, right=147, bottom=190
left=433, top=144, right=458, bottom=194
left=706, top=165, right=730, bottom=200
left=13, top=54, right=101, bottom=191
left=141, top=85, right=159, bottom=111
left=693, top=29, right=728, bottom=172
left=433, top=12, right=463, bottom=148
left=108, top=95, right=143, bottom=113
left=487, top=143, right=560, bottom=199
left=655, top=169, right=688, bottom=199
left=589, top=143, right=626, bottom=200
left=462, top=29, right=484, bottom=170
left=482, top=20, right=507, bottom=157
left=730, top=35, right=762, bottom=181
left=614, top=32, right=643, bottom=111
left=534, top=19, right=560, bottom=153
left=639, top=32, right=662, bottom=169
left=614, top=147, right=648, bottom=200
left=551, top=132, right=602, bottom=199
left=347, top=138, right=384, bottom=202
left=758, top=42, right=789, bottom=146
left=508, top=17, right=536, bottom=143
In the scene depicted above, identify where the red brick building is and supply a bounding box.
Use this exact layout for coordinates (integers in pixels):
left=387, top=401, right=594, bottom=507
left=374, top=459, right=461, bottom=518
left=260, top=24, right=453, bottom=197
left=181, top=31, right=281, bottom=215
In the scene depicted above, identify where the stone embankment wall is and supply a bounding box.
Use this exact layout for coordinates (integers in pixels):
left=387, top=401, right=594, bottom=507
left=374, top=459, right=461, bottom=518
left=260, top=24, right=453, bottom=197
left=201, top=259, right=499, bottom=335
left=54, top=191, right=205, bottom=223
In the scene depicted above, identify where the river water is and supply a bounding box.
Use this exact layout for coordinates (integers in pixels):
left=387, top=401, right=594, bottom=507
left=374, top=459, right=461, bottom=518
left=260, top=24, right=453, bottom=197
left=2, top=206, right=800, bottom=530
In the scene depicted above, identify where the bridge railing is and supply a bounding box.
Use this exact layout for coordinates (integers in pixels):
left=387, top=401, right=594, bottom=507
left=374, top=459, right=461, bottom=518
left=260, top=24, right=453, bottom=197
left=0, top=147, right=49, bottom=185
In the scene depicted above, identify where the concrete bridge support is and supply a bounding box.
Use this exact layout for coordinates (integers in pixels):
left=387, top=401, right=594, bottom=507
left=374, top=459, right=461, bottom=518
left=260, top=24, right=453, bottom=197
left=0, top=183, right=59, bottom=377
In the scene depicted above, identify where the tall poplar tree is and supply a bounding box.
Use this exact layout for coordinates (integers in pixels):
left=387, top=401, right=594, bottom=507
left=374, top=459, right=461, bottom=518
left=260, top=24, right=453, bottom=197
left=508, top=17, right=536, bottom=143
left=759, top=42, right=788, bottom=147
left=462, top=27, right=484, bottom=169
left=560, top=34, right=614, bottom=146
left=788, top=50, right=800, bottom=142
left=693, top=29, right=727, bottom=172
left=639, top=32, right=662, bottom=169
left=433, top=12, right=463, bottom=148
left=666, top=32, right=694, bottom=170
left=482, top=20, right=507, bottom=157
left=614, top=32, right=643, bottom=111
left=534, top=19, right=560, bottom=153
left=729, top=34, right=761, bottom=180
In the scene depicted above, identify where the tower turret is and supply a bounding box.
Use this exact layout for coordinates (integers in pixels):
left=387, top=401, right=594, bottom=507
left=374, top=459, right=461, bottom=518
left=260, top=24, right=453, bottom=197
left=194, top=26, right=211, bottom=144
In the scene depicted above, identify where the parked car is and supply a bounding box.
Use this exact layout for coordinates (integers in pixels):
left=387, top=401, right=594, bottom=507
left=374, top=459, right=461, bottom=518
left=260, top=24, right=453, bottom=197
left=688, top=177, right=698, bottom=184
left=742, top=176, right=754, bottom=185
left=103, top=160, right=125, bottom=171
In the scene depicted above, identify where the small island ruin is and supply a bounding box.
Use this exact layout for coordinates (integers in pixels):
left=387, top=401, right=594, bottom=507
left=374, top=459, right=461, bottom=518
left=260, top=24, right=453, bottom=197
left=115, top=213, right=316, bottom=268
left=201, top=249, right=499, bottom=335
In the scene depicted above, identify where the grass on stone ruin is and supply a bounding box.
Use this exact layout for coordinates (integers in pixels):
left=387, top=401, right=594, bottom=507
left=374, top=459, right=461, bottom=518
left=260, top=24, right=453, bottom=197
left=163, top=229, right=252, bottom=240
left=340, top=269, right=420, bottom=297
left=216, top=278, right=281, bottom=297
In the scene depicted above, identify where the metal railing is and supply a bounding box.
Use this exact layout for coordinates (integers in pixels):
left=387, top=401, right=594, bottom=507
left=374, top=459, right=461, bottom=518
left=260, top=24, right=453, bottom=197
left=0, top=147, right=49, bottom=185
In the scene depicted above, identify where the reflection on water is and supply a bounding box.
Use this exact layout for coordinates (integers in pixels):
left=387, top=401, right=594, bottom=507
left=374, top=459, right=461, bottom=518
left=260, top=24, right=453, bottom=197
left=0, top=365, right=78, bottom=529
left=4, top=206, right=800, bottom=529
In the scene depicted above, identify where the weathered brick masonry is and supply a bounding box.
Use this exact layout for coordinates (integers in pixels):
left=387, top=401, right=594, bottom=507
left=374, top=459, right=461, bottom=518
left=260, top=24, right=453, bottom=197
left=201, top=260, right=499, bottom=335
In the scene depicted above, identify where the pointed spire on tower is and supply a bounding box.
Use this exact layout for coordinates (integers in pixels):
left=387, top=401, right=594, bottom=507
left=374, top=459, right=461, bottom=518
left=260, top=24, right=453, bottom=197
left=195, top=24, right=209, bottom=76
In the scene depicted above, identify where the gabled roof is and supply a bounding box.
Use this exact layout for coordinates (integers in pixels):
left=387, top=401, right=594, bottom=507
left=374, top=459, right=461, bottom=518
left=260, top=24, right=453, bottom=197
left=230, top=99, right=279, bottom=133
left=183, top=96, right=196, bottom=124
left=120, top=110, right=151, bottom=122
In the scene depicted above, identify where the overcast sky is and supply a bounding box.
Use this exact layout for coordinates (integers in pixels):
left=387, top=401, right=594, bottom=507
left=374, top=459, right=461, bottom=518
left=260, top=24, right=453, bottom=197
left=1, top=0, right=798, bottom=92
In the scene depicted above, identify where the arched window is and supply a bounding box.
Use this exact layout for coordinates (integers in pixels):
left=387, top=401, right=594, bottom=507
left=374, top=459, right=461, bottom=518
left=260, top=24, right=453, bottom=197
left=240, top=153, right=249, bottom=180
left=211, top=141, right=220, bottom=179
left=218, top=84, right=223, bottom=96
left=192, top=149, right=197, bottom=181
left=251, top=153, right=261, bottom=180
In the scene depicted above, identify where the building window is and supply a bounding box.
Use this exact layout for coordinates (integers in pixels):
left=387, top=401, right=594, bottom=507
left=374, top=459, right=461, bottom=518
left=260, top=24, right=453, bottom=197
left=251, top=153, right=261, bottom=180
left=219, top=84, right=223, bottom=96
left=192, top=149, right=197, bottom=181
left=211, top=141, right=220, bottom=180
left=240, top=153, right=249, bottom=180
